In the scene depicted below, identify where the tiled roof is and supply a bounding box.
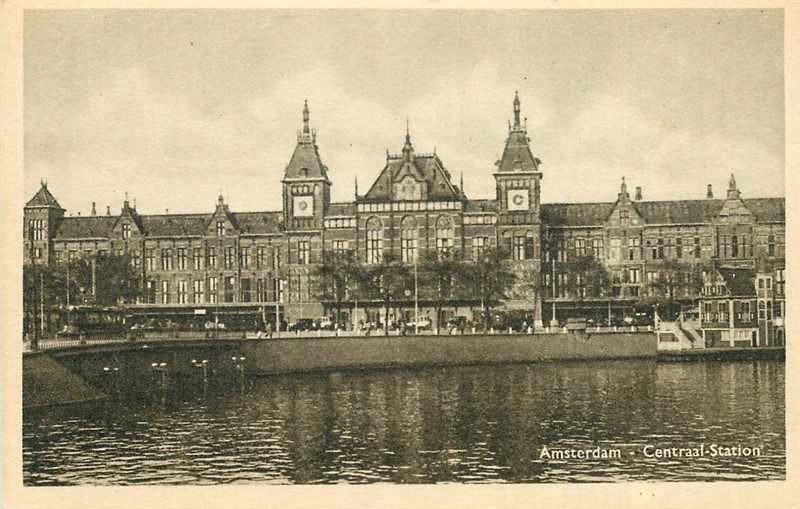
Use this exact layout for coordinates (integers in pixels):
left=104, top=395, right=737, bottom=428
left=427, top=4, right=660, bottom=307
left=496, top=129, right=540, bottom=173
left=284, top=139, right=329, bottom=180
left=139, top=214, right=209, bottom=236
left=718, top=267, right=756, bottom=297
left=364, top=154, right=460, bottom=201
left=54, top=216, right=116, bottom=239
left=743, top=198, right=785, bottom=223
left=235, top=212, right=283, bottom=234
left=327, top=202, right=356, bottom=216
left=464, top=199, right=498, bottom=213
left=542, top=197, right=784, bottom=227
left=26, top=185, right=63, bottom=209
left=633, top=200, right=723, bottom=224
left=541, top=202, right=614, bottom=227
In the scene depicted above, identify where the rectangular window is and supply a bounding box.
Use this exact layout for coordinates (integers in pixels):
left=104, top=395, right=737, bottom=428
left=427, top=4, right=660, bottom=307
left=224, top=276, right=235, bottom=303
left=272, top=249, right=281, bottom=270
left=208, top=247, right=217, bottom=269
left=224, top=247, right=235, bottom=269
left=145, top=249, right=154, bottom=270
left=240, top=247, right=250, bottom=269
left=731, top=235, right=739, bottom=258
left=256, top=278, right=269, bottom=302
left=694, top=237, right=701, bottom=258
left=177, top=280, right=188, bottom=304
left=610, top=238, right=621, bottom=262
left=216, top=221, right=225, bottom=237
left=367, top=231, right=382, bottom=264
left=193, top=279, right=204, bottom=304
left=619, top=209, right=629, bottom=224
left=145, top=280, right=156, bottom=303
left=256, top=246, right=266, bottom=269
left=193, top=247, right=203, bottom=270
left=240, top=278, right=251, bottom=303
left=333, top=240, right=347, bottom=254
left=676, top=238, right=683, bottom=258
left=768, top=235, right=775, bottom=257
left=628, top=238, right=640, bottom=261
left=177, top=248, right=187, bottom=270
left=160, top=248, right=173, bottom=271
left=208, top=277, right=218, bottom=303
left=575, top=238, right=586, bottom=257
left=297, top=241, right=310, bottom=265
left=512, top=236, right=526, bottom=261
left=122, top=224, right=131, bottom=239
left=401, top=237, right=417, bottom=263
left=161, top=280, right=170, bottom=304
left=591, top=238, right=604, bottom=259
left=629, top=268, right=640, bottom=284
left=132, top=249, right=140, bottom=267
left=473, top=236, right=488, bottom=260
left=290, top=275, right=301, bottom=302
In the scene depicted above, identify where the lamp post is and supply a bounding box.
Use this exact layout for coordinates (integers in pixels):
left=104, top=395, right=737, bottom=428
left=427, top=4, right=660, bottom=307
left=414, top=260, right=419, bottom=335
left=151, top=362, right=168, bottom=388
left=231, top=355, right=246, bottom=385
left=191, top=358, right=209, bottom=383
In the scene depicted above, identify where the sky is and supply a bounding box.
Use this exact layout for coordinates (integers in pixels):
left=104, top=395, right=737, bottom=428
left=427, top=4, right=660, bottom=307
left=24, top=9, right=784, bottom=216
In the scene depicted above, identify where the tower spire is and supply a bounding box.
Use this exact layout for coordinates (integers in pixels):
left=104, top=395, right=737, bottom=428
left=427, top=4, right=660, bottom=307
left=513, top=90, right=521, bottom=128
left=302, top=99, right=310, bottom=134
left=402, top=117, right=414, bottom=162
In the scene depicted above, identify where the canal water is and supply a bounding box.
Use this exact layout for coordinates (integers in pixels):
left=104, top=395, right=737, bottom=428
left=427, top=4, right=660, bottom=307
left=23, top=359, right=784, bottom=484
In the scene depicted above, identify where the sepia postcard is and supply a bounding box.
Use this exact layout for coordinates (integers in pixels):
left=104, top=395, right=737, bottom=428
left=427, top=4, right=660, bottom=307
left=2, top=2, right=797, bottom=508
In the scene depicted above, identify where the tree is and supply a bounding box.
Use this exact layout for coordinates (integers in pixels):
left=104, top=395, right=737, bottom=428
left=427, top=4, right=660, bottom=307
left=60, top=252, right=141, bottom=306
left=462, top=246, right=517, bottom=330
left=419, top=248, right=464, bottom=333
left=22, top=263, right=64, bottom=338
left=561, top=255, right=611, bottom=322
left=313, top=249, right=363, bottom=326
left=364, top=252, right=411, bottom=335
left=642, top=260, right=707, bottom=320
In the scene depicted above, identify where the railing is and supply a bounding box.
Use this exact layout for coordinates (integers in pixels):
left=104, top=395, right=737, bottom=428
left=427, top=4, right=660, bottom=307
left=23, top=324, right=656, bottom=351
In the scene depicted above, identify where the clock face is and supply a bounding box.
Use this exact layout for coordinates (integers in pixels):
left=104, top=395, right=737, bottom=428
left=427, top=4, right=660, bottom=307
left=293, top=196, right=314, bottom=217
left=507, top=189, right=529, bottom=211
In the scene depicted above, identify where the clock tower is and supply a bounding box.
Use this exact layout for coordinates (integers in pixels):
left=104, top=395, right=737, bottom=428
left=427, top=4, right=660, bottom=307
left=282, top=100, right=331, bottom=232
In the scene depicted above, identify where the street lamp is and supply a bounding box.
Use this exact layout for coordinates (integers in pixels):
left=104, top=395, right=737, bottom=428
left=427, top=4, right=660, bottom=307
left=191, top=358, right=209, bottom=383
left=151, top=362, right=168, bottom=388
left=231, top=355, right=246, bottom=384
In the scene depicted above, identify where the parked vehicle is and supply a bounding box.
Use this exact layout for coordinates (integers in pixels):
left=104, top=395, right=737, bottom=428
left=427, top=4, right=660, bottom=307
left=204, top=320, right=226, bottom=330
left=406, top=317, right=432, bottom=330
left=288, top=318, right=317, bottom=332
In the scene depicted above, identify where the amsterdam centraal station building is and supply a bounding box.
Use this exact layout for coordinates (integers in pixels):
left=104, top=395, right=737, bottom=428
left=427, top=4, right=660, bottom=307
left=24, top=94, right=786, bottom=343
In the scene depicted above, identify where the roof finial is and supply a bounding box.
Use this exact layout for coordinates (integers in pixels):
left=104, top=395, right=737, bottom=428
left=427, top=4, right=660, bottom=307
left=355, top=175, right=359, bottom=198
left=460, top=171, right=464, bottom=196
left=302, top=99, right=310, bottom=134
left=40, top=178, right=47, bottom=188
left=405, top=116, right=410, bottom=143
left=620, top=176, right=627, bottom=195
left=513, top=90, right=521, bottom=128
left=728, top=173, right=737, bottom=190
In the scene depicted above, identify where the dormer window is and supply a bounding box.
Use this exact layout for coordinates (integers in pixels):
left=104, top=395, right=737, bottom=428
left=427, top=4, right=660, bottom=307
left=216, top=221, right=225, bottom=237
left=122, top=223, right=131, bottom=239
left=300, top=168, right=308, bottom=178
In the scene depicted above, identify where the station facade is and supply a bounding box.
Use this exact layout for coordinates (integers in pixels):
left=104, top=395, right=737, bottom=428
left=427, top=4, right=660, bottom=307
left=24, top=94, right=785, bottom=337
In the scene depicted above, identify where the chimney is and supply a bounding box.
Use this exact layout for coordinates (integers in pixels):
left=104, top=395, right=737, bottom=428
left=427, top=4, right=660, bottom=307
left=106, top=205, right=111, bottom=215
left=635, top=186, right=642, bottom=201
left=706, top=184, right=713, bottom=199
left=91, top=202, right=96, bottom=215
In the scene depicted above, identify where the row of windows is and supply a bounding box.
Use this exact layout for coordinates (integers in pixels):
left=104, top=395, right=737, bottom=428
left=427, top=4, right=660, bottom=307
left=143, top=277, right=287, bottom=304
left=324, top=217, right=357, bottom=229
left=463, top=215, right=497, bottom=225
left=28, top=219, right=46, bottom=241
left=357, top=201, right=462, bottom=213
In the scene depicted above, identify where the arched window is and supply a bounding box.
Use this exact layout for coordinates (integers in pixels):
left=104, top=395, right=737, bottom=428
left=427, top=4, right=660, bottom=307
left=435, top=215, right=454, bottom=254
left=366, top=216, right=382, bottom=264
left=400, top=216, right=418, bottom=263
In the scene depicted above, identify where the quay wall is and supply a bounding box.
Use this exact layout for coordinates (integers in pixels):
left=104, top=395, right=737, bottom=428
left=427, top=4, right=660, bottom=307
left=24, top=332, right=657, bottom=408
left=240, top=332, right=657, bottom=375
